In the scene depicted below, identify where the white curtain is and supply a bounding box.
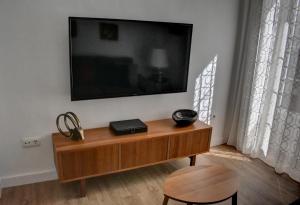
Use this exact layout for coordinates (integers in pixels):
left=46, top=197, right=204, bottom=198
left=227, top=0, right=300, bottom=181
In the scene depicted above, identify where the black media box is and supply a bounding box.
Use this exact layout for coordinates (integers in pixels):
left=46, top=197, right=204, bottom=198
left=109, top=119, right=148, bottom=135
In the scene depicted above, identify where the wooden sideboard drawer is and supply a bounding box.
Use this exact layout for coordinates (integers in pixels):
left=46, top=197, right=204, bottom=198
left=57, top=144, right=119, bottom=180
left=168, top=129, right=211, bottom=159
left=120, top=136, right=169, bottom=169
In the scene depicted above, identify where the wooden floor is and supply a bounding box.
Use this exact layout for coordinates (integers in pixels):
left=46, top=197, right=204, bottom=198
left=1, top=145, right=299, bottom=205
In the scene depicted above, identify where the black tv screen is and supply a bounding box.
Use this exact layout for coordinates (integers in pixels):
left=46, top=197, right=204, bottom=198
left=69, top=17, right=193, bottom=101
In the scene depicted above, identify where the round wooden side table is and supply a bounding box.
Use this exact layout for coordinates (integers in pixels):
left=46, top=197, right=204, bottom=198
left=163, top=165, right=238, bottom=205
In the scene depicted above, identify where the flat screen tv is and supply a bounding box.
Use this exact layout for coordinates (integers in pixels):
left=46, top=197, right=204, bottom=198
left=69, top=17, right=193, bottom=101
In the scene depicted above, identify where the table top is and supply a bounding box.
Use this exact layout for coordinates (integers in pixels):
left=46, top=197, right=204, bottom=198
left=163, top=165, right=238, bottom=204
left=52, top=119, right=212, bottom=152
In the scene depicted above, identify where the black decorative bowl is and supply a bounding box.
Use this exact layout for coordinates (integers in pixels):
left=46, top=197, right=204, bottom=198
left=172, top=109, right=198, bottom=126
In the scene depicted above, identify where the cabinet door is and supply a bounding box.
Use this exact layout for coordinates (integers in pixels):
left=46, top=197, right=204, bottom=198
left=120, top=136, right=169, bottom=169
left=58, top=144, right=119, bottom=181
left=168, top=129, right=211, bottom=159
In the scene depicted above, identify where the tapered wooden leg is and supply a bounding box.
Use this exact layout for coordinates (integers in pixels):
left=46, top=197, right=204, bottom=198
left=189, top=155, right=196, bottom=166
left=79, top=179, right=86, bottom=197
left=232, top=192, right=237, bottom=205
left=162, top=196, right=169, bottom=205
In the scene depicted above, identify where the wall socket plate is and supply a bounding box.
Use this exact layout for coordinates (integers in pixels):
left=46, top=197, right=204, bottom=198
left=22, top=137, right=41, bottom=148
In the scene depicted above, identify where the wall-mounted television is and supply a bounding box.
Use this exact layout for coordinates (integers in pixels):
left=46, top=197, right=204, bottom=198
left=69, top=17, right=193, bottom=101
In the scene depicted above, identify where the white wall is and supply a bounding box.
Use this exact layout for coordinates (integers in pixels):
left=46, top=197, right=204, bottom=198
left=0, top=0, right=239, bottom=187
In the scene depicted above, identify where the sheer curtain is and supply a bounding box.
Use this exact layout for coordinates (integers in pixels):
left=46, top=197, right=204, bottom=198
left=225, top=0, right=300, bottom=181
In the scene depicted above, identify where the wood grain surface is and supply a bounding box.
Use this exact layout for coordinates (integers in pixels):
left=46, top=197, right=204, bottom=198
left=52, top=119, right=211, bottom=152
left=52, top=119, right=212, bottom=183
left=164, top=165, right=238, bottom=204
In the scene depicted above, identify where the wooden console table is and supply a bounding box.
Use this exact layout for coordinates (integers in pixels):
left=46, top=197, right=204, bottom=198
left=52, top=119, right=212, bottom=197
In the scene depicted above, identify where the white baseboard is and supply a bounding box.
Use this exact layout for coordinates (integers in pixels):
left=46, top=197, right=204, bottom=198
left=1, top=169, right=57, bottom=188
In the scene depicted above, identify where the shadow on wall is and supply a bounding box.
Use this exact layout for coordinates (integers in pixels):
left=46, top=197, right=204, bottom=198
left=193, top=55, right=217, bottom=124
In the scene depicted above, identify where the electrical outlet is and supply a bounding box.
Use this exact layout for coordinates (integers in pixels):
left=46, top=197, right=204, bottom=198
left=22, top=137, right=41, bottom=148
